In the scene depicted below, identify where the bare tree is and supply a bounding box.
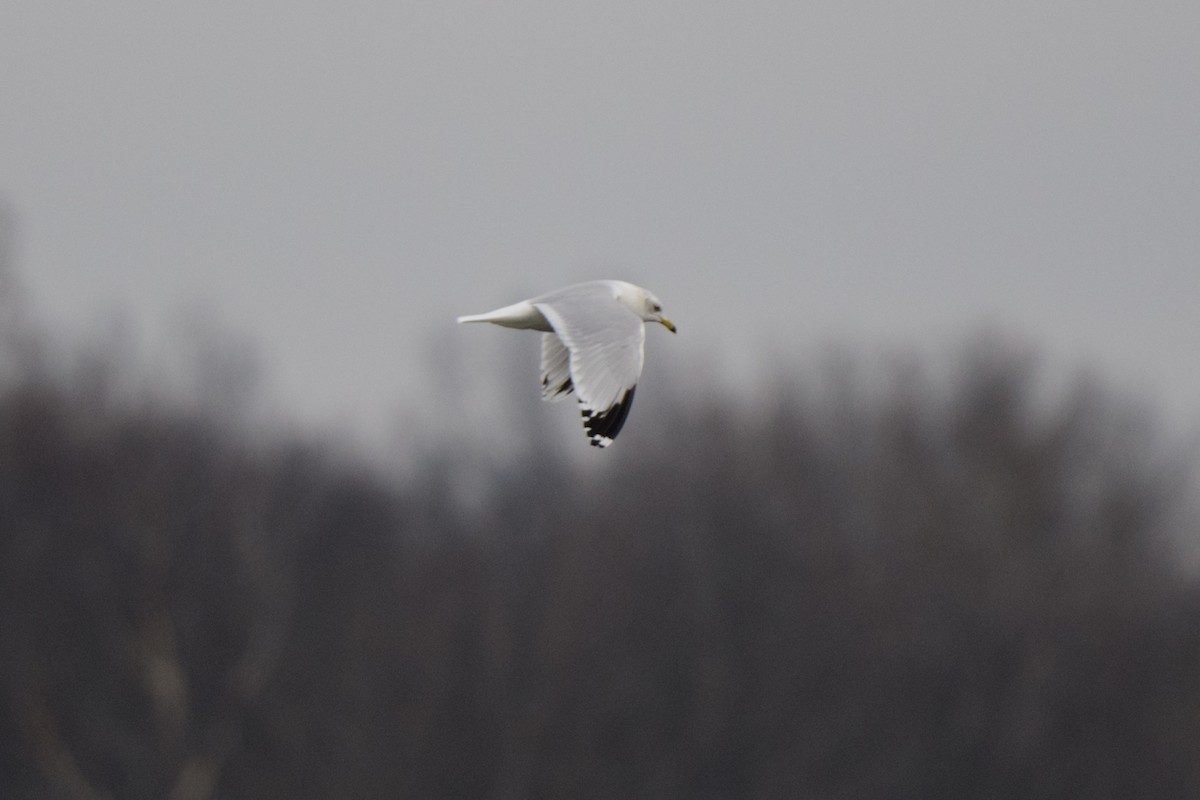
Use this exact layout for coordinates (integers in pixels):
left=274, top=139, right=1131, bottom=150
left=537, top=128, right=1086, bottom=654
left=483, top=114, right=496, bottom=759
left=1, top=325, right=1197, bottom=799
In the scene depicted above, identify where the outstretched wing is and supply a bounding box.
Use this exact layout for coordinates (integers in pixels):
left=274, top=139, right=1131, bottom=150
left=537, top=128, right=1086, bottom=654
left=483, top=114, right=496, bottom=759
left=540, top=332, right=574, bottom=401
left=534, top=293, right=645, bottom=447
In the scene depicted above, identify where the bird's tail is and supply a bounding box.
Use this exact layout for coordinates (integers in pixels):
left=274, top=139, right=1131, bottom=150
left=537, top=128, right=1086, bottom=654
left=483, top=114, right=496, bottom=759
left=455, top=300, right=545, bottom=330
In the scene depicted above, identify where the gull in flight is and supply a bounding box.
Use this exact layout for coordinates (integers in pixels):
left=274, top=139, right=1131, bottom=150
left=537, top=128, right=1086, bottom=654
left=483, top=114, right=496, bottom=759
left=457, top=280, right=676, bottom=447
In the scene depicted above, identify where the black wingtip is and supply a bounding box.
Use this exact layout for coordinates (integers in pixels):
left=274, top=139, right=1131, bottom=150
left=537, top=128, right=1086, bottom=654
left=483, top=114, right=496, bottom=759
left=580, top=386, right=637, bottom=447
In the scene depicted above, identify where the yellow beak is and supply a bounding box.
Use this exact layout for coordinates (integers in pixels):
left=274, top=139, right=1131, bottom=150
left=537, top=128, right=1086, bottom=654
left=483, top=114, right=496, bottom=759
left=659, top=317, right=677, bottom=333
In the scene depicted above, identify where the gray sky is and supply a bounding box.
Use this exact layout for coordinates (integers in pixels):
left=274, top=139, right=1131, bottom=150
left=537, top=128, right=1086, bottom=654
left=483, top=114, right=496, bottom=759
left=2, top=2, right=1198, bottom=446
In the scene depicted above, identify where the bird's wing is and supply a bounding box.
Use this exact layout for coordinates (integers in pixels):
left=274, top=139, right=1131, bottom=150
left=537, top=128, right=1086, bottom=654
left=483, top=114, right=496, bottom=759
left=534, top=295, right=645, bottom=447
left=540, top=332, right=574, bottom=401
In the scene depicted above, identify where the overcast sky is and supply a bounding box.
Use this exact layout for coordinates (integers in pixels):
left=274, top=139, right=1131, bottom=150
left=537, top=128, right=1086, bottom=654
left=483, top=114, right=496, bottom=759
left=2, top=2, right=1197, bottom=447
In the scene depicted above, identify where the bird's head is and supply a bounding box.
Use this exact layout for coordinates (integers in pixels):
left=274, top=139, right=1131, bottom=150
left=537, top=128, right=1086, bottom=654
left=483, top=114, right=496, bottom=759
left=636, top=288, right=676, bottom=333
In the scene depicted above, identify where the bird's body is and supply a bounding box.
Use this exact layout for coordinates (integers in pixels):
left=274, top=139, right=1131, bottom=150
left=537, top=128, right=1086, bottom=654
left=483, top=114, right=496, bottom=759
left=457, top=280, right=675, bottom=447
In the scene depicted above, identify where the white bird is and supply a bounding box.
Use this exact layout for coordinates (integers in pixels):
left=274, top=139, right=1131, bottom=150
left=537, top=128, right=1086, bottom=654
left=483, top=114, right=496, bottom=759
left=457, top=280, right=676, bottom=447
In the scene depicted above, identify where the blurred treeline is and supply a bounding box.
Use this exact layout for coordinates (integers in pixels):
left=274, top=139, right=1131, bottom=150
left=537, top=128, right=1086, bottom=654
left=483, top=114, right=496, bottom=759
left=2, top=307, right=1200, bottom=799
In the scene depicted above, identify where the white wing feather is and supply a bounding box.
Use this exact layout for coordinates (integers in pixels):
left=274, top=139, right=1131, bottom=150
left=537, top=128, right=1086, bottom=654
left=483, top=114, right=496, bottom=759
left=540, top=333, right=573, bottom=401
left=533, top=295, right=644, bottom=414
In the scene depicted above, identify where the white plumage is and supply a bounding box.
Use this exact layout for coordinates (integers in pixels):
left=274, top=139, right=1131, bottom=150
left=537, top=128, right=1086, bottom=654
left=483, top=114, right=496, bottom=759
left=457, top=280, right=676, bottom=447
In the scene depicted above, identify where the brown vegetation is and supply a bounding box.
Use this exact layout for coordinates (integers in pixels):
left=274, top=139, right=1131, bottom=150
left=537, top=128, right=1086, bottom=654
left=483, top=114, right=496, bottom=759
left=0, top=335, right=1197, bottom=799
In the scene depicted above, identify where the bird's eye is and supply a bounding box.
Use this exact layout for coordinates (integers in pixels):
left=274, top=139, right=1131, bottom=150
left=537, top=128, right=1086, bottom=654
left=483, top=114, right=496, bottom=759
left=652, top=303, right=661, bottom=312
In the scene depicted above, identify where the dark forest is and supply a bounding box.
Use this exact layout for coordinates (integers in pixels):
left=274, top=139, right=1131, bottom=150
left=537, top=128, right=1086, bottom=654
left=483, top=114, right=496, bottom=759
left=1, top=297, right=1198, bottom=799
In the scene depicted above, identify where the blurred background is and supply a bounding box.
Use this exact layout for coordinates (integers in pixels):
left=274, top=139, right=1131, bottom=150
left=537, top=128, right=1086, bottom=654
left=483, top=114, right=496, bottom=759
left=2, top=2, right=1199, bottom=798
